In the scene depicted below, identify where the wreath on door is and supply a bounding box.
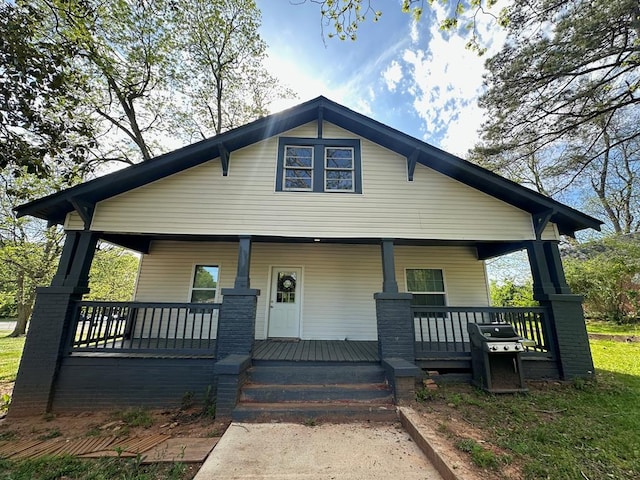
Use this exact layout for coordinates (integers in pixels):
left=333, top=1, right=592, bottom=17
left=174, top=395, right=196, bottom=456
left=278, top=275, right=296, bottom=292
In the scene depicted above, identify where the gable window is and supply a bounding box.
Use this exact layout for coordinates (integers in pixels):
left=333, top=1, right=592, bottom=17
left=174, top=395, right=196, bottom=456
left=406, top=269, right=446, bottom=306
left=276, top=137, right=361, bottom=193
left=325, top=147, right=354, bottom=191
left=284, top=146, right=314, bottom=190
left=190, top=265, right=219, bottom=303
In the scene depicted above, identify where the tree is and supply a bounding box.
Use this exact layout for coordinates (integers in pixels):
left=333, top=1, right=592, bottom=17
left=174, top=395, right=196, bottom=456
left=43, top=0, right=179, bottom=165
left=86, top=246, right=139, bottom=302
left=302, top=0, right=507, bottom=52
left=0, top=2, right=95, bottom=178
left=474, top=0, right=640, bottom=233
left=490, top=279, right=537, bottom=307
left=0, top=171, right=66, bottom=337
left=173, top=0, right=294, bottom=139
left=563, top=235, right=640, bottom=323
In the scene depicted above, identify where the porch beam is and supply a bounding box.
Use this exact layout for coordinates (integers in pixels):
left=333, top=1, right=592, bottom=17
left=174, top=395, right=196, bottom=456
left=475, top=241, right=526, bottom=260
left=101, top=234, right=151, bottom=254
left=532, top=209, right=555, bottom=240
left=219, top=143, right=230, bottom=177
left=234, top=235, right=252, bottom=289
left=380, top=239, right=399, bottom=293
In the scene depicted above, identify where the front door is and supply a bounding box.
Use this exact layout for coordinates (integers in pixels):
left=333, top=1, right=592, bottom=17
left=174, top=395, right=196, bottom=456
left=268, top=268, right=302, bottom=338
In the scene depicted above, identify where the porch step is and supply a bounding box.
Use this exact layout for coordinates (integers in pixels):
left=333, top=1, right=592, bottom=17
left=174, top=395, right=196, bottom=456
left=246, top=364, right=386, bottom=385
left=233, top=363, right=395, bottom=423
left=240, top=383, right=393, bottom=403
left=232, top=402, right=397, bottom=423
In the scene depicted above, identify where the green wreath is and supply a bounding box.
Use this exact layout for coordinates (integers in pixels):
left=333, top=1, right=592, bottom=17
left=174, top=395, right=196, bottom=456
left=278, top=275, right=296, bottom=292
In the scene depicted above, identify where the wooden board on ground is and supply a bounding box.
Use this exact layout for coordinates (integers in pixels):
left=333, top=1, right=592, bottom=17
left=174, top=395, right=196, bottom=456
left=141, top=437, right=220, bottom=463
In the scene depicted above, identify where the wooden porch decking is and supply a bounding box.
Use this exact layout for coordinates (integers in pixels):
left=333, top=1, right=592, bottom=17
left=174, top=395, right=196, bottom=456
left=253, top=340, right=379, bottom=362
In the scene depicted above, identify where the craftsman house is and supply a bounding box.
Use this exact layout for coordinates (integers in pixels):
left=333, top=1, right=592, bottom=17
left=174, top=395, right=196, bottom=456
left=10, top=96, right=601, bottom=418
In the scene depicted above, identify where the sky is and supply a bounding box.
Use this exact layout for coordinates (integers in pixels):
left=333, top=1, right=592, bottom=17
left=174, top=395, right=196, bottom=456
left=255, top=0, right=508, bottom=158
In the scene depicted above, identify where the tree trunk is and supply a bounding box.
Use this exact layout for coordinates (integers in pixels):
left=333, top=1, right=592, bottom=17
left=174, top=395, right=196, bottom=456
left=8, top=304, right=29, bottom=337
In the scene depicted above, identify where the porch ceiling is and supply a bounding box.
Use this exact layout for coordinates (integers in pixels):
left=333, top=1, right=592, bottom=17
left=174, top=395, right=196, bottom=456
left=101, top=232, right=525, bottom=257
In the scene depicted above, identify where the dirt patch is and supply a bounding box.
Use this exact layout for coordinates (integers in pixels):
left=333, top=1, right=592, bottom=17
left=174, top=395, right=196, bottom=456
left=407, top=384, right=526, bottom=480
left=588, top=333, right=639, bottom=342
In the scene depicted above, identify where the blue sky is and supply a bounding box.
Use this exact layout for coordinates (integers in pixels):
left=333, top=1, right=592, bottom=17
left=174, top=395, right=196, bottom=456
left=256, top=0, right=507, bottom=157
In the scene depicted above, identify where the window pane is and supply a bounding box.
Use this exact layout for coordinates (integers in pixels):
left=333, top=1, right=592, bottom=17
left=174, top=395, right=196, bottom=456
left=326, top=170, right=352, bottom=180
left=285, top=146, right=313, bottom=167
left=191, top=289, right=217, bottom=303
left=326, top=148, right=353, bottom=168
left=412, top=294, right=446, bottom=306
left=193, top=265, right=218, bottom=289
left=285, top=177, right=312, bottom=189
left=326, top=179, right=353, bottom=191
left=407, top=269, right=444, bottom=292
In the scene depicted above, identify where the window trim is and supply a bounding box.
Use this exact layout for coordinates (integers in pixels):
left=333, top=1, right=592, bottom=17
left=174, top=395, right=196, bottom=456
left=404, top=268, right=447, bottom=306
left=188, top=264, right=220, bottom=304
left=276, top=137, right=362, bottom=193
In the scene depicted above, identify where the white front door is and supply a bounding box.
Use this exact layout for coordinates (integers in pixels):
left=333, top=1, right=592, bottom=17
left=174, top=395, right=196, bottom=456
left=268, top=268, right=302, bottom=338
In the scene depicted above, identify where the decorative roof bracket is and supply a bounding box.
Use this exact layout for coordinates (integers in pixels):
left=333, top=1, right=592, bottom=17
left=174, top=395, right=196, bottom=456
left=532, top=209, right=555, bottom=240
left=69, top=197, right=95, bottom=230
left=406, top=150, right=419, bottom=181
left=219, top=143, right=230, bottom=177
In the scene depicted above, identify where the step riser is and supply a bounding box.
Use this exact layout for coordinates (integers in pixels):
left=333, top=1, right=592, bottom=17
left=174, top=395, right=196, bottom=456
left=232, top=405, right=398, bottom=423
left=240, top=386, right=393, bottom=403
left=248, top=366, right=385, bottom=385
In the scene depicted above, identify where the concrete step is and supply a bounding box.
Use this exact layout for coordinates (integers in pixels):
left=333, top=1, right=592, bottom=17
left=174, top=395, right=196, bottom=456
left=247, top=364, right=385, bottom=385
left=240, top=383, right=393, bottom=403
left=232, top=402, right=398, bottom=423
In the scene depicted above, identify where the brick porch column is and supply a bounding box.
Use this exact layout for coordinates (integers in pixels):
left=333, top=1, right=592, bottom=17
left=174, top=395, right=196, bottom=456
left=526, top=240, right=594, bottom=380
left=216, top=236, right=260, bottom=360
left=374, top=239, right=415, bottom=362
left=10, top=231, right=99, bottom=416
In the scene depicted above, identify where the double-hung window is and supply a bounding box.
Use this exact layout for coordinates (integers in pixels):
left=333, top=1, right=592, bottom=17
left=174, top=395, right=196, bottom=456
left=284, top=146, right=314, bottom=191
left=406, top=269, right=446, bottom=306
left=325, top=147, right=354, bottom=192
left=277, top=137, right=361, bottom=193
left=190, top=265, right=219, bottom=303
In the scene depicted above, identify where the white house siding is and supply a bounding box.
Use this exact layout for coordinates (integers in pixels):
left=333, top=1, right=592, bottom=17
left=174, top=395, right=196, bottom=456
left=132, top=241, right=489, bottom=341
left=64, top=121, right=559, bottom=242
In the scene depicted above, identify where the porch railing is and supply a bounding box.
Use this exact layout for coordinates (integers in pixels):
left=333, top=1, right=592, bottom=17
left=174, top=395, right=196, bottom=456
left=412, top=306, right=553, bottom=356
left=70, top=301, right=220, bottom=355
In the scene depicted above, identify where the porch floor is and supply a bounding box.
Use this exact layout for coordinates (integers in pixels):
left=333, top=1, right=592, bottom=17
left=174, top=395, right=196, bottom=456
left=253, top=340, right=379, bottom=362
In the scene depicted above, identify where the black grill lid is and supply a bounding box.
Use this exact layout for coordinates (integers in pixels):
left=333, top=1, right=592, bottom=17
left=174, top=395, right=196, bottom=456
left=469, top=323, right=519, bottom=339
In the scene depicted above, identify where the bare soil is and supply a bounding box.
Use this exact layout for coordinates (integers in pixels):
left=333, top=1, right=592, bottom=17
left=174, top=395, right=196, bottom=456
left=406, top=384, right=526, bottom=480
left=1, top=379, right=522, bottom=479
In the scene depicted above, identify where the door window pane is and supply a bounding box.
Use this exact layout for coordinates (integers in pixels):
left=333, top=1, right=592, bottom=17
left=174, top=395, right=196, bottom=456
left=276, top=272, right=296, bottom=303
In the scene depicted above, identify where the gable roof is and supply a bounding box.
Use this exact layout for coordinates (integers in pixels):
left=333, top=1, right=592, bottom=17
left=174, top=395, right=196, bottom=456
left=16, top=96, right=602, bottom=236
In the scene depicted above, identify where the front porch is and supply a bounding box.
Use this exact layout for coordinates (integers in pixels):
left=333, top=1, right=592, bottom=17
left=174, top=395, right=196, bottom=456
left=9, top=233, right=594, bottom=416
left=66, top=300, right=554, bottom=368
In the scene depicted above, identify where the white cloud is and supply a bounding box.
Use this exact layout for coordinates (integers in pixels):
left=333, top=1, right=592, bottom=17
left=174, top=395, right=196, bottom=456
left=382, top=60, right=403, bottom=92
left=391, top=1, right=508, bottom=155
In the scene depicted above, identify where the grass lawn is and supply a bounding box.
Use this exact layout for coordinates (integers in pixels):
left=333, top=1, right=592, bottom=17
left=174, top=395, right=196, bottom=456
left=0, top=335, right=25, bottom=382
left=417, top=338, right=640, bottom=479
left=0, top=456, right=193, bottom=480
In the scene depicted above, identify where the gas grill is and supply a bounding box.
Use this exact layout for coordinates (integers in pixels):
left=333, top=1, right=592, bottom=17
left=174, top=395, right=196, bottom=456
left=467, top=323, right=535, bottom=393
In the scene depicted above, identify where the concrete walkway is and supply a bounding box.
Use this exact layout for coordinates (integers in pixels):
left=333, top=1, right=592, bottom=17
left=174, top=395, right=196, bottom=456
left=194, top=421, right=443, bottom=480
